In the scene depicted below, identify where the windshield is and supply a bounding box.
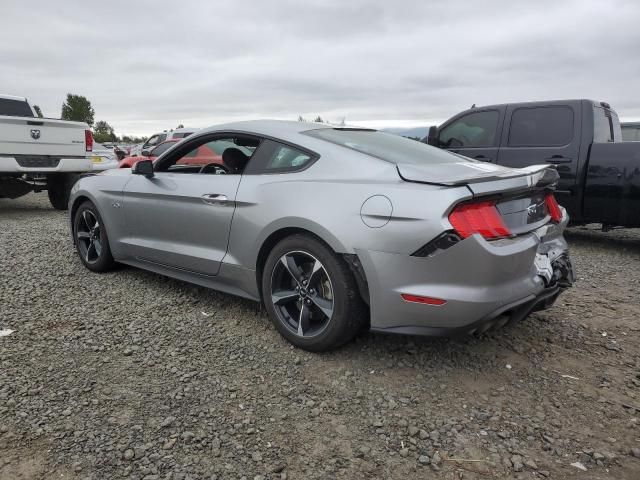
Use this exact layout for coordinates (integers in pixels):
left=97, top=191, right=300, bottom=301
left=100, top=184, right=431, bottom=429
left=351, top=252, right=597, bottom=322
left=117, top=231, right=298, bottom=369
left=305, top=128, right=465, bottom=165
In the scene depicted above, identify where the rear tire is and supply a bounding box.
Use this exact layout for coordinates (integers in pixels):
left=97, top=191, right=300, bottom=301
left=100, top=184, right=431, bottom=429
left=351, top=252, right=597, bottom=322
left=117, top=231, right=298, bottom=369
left=262, top=234, right=367, bottom=352
left=73, top=201, right=116, bottom=272
left=47, top=173, right=78, bottom=210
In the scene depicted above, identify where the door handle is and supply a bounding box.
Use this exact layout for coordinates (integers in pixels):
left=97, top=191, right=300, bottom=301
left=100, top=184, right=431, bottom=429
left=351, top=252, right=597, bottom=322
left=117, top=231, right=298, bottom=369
left=473, top=155, right=491, bottom=162
left=545, top=155, right=572, bottom=164
left=201, top=194, right=229, bottom=205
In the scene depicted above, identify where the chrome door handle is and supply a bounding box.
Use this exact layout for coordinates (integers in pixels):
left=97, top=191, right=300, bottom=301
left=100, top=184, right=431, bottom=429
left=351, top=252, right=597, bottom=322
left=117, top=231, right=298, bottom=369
left=201, top=194, right=229, bottom=205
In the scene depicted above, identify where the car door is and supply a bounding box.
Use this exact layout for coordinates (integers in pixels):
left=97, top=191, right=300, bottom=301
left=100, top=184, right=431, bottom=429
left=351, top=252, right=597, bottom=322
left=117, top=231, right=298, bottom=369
left=496, top=104, right=580, bottom=203
left=120, top=134, right=249, bottom=276
left=437, top=108, right=503, bottom=162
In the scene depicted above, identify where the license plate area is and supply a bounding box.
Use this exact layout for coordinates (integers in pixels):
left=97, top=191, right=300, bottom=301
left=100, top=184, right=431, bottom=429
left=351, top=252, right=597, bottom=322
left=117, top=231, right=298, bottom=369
left=497, top=191, right=549, bottom=234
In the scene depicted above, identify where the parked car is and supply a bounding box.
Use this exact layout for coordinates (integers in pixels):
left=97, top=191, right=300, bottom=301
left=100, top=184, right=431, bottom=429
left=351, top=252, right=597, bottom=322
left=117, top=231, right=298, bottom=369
left=69, top=120, right=573, bottom=351
left=128, top=128, right=198, bottom=156
left=90, top=143, right=120, bottom=170
left=0, top=94, right=114, bottom=209
left=621, top=121, right=640, bottom=141
left=423, top=100, right=640, bottom=229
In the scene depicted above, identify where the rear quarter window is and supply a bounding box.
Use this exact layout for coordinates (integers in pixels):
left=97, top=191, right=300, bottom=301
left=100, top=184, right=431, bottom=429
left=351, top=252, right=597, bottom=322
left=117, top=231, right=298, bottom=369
left=508, top=106, right=574, bottom=147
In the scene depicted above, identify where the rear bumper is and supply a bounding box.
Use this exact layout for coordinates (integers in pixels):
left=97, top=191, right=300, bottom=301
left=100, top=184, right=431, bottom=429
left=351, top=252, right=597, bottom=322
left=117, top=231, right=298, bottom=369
left=357, top=220, right=572, bottom=335
left=0, top=156, right=92, bottom=173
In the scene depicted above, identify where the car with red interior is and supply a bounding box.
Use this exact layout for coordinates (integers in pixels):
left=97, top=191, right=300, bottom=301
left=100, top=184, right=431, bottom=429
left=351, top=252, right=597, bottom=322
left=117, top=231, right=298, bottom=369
left=118, top=139, right=225, bottom=168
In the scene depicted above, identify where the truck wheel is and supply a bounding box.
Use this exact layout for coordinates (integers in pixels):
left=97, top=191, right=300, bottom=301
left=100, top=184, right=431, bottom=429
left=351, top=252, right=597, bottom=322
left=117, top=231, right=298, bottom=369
left=47, top=173, right=78, bottom=210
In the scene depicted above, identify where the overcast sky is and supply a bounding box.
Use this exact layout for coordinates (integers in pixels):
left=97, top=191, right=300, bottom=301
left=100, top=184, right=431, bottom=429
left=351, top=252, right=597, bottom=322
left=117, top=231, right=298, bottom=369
left=2, top=0, right=639, bottom=136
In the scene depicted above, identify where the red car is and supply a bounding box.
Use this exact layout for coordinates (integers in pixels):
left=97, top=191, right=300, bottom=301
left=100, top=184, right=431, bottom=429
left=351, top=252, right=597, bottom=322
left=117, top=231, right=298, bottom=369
left=118, top=139, right=223, bottom=168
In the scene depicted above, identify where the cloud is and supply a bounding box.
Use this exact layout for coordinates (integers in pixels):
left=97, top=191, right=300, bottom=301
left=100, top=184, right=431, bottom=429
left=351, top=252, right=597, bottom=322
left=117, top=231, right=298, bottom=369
left=1, top=0, right=639, bottom=136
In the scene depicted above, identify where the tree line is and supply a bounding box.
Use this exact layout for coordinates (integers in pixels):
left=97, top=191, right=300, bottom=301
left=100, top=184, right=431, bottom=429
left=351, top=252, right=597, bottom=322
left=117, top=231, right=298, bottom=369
left=51, top=93, right=150, bottom=144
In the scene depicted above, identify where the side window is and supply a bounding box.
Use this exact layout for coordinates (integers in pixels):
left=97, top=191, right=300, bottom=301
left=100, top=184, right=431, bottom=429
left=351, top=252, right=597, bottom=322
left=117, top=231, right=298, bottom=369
left=508, top=106, right=574, bottom=147
left=593, top=107, right=612, bottom=143
left=438, top=111, right=499, bottom=148
left=150, top=142, right=175, bottom=157
left=266, top=145, right=312, bottom=170
left=245, top=140, right=317, bottom=174
left=145, top=134, right=161, bottom=148
left=157, top=136, right=258, bottom=174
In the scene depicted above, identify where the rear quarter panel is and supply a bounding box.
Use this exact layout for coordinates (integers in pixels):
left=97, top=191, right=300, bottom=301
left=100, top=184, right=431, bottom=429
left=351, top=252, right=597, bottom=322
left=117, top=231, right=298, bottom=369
left=226, top=148, right=472, bottom=272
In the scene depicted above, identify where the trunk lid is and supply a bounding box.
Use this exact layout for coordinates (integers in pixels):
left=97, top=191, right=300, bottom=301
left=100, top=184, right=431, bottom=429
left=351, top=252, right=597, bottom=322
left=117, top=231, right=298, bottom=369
left=396, top=160, right=561, bottom=236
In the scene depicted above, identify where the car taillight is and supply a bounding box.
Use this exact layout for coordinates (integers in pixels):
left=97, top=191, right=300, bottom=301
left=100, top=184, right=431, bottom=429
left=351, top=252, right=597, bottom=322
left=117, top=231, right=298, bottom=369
left=448, top=200, right=511, bottom=240
left=545, top=193, right=562, bottom=223
left=85, top=129, right=93, bottom=152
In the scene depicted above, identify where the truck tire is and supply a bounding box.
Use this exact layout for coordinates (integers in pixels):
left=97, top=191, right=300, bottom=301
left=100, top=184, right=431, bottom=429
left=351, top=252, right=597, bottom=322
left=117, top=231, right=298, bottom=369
left=47, top=173, right=78, bottom=210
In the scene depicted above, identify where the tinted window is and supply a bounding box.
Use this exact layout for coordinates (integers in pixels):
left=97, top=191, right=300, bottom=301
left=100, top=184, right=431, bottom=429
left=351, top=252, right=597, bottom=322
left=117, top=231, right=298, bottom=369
left=0, top=98, right=34, bottom=117
left=508, top=106, right=574, bottom=147
left=593, top=107, right=613, bottom=143
left=172, top=132, right=193, bottom=139
left=151, top=142, right=175, bottom=156
left=438, top=110, right=499, bottom=148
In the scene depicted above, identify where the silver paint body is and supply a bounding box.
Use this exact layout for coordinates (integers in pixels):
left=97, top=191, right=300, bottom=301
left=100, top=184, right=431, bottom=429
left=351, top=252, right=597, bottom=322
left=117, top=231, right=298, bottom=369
left=69, top=120, right=569, bottom=332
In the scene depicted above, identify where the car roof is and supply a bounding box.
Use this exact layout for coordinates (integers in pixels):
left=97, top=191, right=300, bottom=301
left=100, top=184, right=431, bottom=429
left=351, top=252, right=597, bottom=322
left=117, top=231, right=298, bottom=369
left=196, top=120, right=350, bottom=143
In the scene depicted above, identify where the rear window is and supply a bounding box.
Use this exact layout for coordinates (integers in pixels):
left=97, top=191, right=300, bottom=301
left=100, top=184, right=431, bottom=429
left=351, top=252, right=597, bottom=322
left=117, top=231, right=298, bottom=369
left=305, top=129, right=464, bottom=165
left=508, top=106, right=574, bottom=147
left=0, top=98, right=34, bottom=117
left=593, top=107, right=613, bottom=143
left=172, top=132, right=193, bottom=139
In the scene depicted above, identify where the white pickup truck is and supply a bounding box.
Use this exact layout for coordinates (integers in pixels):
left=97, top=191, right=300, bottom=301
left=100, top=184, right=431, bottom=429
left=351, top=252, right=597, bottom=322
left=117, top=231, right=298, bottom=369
left=0, top=94, right=116, bottom=209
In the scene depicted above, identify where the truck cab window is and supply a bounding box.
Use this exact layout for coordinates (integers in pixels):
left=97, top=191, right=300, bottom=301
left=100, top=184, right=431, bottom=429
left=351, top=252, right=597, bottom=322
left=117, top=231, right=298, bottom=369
left=508, top=106, right=573, bottom=147
left=438, top=111, right=499, bottom=148
left=593, top=107, right=614, bottom=143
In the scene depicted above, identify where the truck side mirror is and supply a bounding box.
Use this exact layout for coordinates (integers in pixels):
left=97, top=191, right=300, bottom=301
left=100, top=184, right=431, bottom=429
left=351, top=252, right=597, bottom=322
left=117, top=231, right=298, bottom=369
left=426, top=126, right=439, bottom=146
left=141, top=150, right=151, bottom=157
left=132, top=159, right=154, bottom=178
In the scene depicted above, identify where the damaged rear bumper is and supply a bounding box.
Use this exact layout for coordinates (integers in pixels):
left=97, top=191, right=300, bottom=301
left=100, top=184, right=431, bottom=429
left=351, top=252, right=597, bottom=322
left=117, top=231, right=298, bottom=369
left=358, top=218, right=573, bottom=336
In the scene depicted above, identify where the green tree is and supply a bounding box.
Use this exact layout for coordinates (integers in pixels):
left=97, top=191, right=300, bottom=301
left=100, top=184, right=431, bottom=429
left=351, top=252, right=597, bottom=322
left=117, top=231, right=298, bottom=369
left=61, top=93, right=95, bottom=126
left=32, top=105, right=43, bottom=118
left=313, top=116, right=323, bottom=123
left=93, top=120, right=117, bottom=143
left=176, top=124, right=184, bottom=129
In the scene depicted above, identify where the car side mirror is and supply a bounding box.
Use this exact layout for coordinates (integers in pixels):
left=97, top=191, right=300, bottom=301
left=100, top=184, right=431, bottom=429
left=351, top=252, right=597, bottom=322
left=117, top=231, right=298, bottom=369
left=141, top=150, right=151, bottom=157
left=426, top=125, right=439, bottom=146
left=132, top=159, right=154, bottom=177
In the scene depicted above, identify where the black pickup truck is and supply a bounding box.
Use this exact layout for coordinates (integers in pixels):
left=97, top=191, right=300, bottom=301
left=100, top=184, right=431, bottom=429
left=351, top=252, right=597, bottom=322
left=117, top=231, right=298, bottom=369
left=423, top=99, right=640, bottom=229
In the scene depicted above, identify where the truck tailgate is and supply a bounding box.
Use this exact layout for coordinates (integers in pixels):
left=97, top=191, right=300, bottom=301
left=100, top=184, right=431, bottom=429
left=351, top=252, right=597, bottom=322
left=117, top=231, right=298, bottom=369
left=0, top=116, right=87, bottom=158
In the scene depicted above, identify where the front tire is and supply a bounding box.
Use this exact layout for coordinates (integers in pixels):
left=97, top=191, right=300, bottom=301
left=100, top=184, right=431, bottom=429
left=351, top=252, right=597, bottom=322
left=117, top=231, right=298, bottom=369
left=73, top=201, right=116, bottom=272
left=47, top=173, right=78, bottom=210
left=262, top=234, right=367, bottom=352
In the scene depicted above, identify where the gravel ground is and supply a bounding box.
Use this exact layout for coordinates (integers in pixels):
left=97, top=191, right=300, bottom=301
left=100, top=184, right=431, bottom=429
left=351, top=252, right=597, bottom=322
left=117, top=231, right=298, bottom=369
left=1, top=193, right=640, bottom=480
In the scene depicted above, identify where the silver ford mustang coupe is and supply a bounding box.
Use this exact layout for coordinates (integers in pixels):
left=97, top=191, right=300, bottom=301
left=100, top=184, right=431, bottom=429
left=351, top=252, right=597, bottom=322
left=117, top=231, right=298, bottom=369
left=69, top=120, right=573, bottom=351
